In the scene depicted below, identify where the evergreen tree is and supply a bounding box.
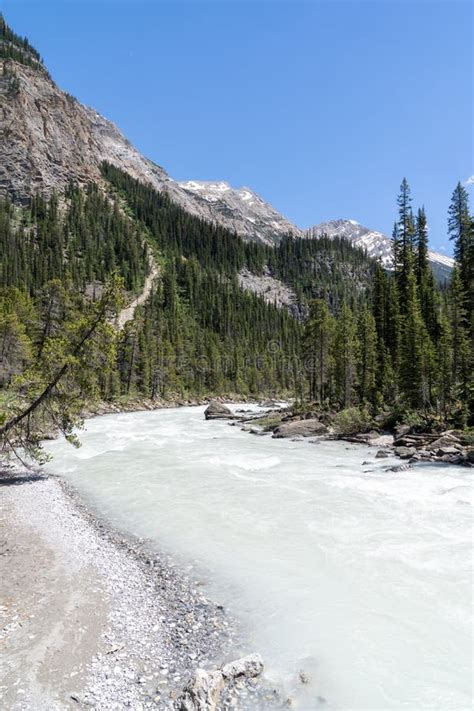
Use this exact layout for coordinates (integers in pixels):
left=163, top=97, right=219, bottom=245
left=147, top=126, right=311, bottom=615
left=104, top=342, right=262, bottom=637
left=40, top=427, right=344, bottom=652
left=448, top=182, right=473, bottom=332
left=394, top=178, right=416, bottom=311
left=333, top=303, right=359, bottom=408
left=357, top=306, right=378, bottom=405
left=303, top=300, right=334, bottom=404
left=415, top=207, right=439, bottom=340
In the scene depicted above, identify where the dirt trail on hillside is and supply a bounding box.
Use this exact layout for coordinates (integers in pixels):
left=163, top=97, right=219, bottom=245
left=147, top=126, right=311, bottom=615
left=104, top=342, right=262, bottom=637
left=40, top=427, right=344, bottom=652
left=116, top=257, right=159, bottom=330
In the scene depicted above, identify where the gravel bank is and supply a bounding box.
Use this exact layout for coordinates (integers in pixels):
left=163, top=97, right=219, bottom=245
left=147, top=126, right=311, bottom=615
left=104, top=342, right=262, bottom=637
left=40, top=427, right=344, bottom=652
left=0, top=467, right=276, bottom=710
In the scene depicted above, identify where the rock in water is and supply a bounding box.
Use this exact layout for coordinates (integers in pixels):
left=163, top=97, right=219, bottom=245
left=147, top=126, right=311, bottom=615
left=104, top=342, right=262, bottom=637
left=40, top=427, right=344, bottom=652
left=221, top=653, right=264, bottom=680
left=426, top=435, right=461, bottom=452
left=204, top=401, right=234, bottom=420
left=177, top=654, right=263, bottom=710
left=394, top=446, right=416, bottom=459
left=272, top=419, right=328, bottom=439
left=177, top=669, right=224, bottom=711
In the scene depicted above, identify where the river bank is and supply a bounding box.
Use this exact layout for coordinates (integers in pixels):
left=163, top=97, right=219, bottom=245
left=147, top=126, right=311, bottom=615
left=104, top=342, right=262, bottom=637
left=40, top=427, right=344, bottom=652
left=0, top=464, right=273, bottom=711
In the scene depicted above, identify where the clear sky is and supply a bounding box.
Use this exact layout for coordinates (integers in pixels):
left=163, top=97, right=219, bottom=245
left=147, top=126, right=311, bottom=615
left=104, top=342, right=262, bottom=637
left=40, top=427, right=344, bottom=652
left=2, top=0, right=472, bottom=252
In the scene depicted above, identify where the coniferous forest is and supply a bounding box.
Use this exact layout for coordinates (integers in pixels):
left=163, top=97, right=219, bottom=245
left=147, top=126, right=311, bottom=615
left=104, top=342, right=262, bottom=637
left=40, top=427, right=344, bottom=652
left=0, top=165, right=472, bottom=457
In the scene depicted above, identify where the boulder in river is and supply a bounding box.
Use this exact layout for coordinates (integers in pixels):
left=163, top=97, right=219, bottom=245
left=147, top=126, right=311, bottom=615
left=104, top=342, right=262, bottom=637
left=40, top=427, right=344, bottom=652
left=221, top=653, right=264, bottom=680
left=426, top=434, right=461, bottom=452
left=204, top=401, right=235, bottom=420
left=394, top=446, right=416, bottom=459
left=177, top=668, right=224, bottom=711
left=272, top=419, right=328, bottom=439
left=388, top=463, right=412, bottom=472
left=177, top=654, right=263, bottom=710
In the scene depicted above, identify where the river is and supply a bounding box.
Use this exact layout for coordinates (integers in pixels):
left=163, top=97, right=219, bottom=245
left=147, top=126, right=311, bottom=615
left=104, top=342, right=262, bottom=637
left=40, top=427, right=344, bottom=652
left=44, top=405, right=473, bottom=710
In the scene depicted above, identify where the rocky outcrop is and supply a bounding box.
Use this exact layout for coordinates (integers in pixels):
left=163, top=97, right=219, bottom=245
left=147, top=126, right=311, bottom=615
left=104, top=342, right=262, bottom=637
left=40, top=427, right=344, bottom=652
left=272, top=419, right=328, bottom=438
left=204, top=401, right=235, bottom=420
left=177, top=654, right=264, bottom=711
left=391, top=430, right=472, bottom=466
left=238, top=267, right=301, bottom=314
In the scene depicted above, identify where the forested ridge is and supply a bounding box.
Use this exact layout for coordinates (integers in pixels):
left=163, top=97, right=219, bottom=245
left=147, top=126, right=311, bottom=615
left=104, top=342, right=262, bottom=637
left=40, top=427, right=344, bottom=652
left=0, top=162, right=472, bottom=459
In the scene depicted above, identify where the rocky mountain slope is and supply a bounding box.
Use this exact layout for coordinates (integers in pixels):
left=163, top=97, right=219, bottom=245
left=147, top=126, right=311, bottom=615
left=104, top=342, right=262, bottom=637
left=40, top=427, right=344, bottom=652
left=306, top=220, right=454, bottom=281
left=177, top=180, right=300, bottom=244
left=0, top=55, right=297, bottom=244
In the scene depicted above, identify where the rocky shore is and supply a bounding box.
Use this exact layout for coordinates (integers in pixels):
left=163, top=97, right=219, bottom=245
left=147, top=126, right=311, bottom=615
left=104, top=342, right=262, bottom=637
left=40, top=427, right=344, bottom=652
left=0, top=465, right=276, bottom=711
left=205, top=401, right=474, bottom=468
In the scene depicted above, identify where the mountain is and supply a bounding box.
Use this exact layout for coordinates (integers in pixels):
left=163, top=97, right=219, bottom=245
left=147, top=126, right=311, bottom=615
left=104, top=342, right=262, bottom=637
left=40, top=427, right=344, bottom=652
left=306, top=220, right=454, bottom=282
left=177, top=180, right=301, bottom=245
left=0, top=49, right=297, bottom=244
left=0, top=17, right=452, bottom=277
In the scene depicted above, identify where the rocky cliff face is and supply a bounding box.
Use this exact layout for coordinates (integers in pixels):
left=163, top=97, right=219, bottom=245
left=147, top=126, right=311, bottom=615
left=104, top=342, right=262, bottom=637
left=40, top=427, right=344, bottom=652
left=0, top=59, right=297, bottom=244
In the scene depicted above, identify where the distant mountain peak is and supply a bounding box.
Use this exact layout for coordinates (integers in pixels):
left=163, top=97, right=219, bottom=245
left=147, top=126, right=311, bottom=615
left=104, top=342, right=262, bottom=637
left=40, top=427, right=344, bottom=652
left=177, top=179, right=300, bottom=244
left=305, top=219, right=454, bottom=281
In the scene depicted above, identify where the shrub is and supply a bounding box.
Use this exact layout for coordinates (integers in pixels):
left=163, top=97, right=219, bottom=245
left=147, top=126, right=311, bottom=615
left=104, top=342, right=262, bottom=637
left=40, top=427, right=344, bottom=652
left=333, top=407, right=372, bottom=435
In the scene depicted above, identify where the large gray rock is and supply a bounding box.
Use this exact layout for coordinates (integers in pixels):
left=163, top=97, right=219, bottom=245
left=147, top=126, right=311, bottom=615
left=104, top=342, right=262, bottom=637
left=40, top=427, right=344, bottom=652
left=177, top=669, right=224, bottom=711
left=272, top=419, right=327, bottom=439
left=177, top=655, right=263, bottom=711
left=204, top=401, right=234, bottom=420
left=394, top=446, right=416, bottom=459
left=426, top=435, right=461, bottom=452
left=221, top=653, right=264, bottom=680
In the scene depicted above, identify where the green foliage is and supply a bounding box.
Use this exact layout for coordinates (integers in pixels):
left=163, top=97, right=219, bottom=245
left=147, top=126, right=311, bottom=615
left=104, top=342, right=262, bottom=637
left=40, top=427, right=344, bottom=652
left=302, top=178, right=473, bottom=426
left=333, top=407, right=372, bottom=435
left=0, top=165, right=472, bottom=457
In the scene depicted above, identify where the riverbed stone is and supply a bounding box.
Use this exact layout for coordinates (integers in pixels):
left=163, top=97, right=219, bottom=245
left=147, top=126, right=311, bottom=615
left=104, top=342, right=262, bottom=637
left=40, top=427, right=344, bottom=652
left=427, top=435, right=461, bottom=452
left=272, top=419, right=328, bottom=439
left=394, top=446, right=416, bottom=459
left=177, top=669, right=225, bottom=710
left=388, top=463, right=412, bottom=472
left=204, top=402, right=235, bottom=420
left=221, top=654, right=264, bottom=680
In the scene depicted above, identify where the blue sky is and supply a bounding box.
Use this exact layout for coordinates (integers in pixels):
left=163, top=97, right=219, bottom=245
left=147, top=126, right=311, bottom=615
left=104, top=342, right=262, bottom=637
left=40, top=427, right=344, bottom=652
left=3, top=0, right=472, bottom=252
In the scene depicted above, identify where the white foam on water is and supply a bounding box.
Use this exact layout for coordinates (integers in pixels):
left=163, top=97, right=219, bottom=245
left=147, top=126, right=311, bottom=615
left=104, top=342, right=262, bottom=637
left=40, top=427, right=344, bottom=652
left=44, top=406, right=473, bottom=710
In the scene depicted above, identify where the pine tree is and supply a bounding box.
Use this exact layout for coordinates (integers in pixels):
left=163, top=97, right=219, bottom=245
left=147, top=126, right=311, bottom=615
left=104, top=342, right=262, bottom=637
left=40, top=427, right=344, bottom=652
left=394, top=178, right=416, bottom=311
left=303, top=299, right=334, bottom=404
left=399, top=260, right=429, bottom=409
left=448, top=267, right=471, bottom=413
left=415, top=207, right=439, bottom=340
left=357, top=306, right=377, bottom=405
left=448, top=183, right=471, bottom=289
left=333, top=303, right=359, bottom=408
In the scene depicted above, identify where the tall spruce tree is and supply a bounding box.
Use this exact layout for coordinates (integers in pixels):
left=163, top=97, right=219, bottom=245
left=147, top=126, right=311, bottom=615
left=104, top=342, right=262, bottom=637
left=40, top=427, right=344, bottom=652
left=394, top=178, right=416, bottom=311
left=415, top=207, right=439, bottom=340
left=303, top=299, right=334, bottom=404
left=333, top=303, right=359, bottom=408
